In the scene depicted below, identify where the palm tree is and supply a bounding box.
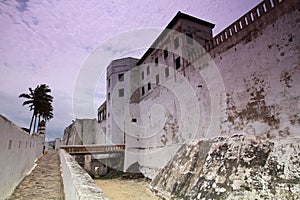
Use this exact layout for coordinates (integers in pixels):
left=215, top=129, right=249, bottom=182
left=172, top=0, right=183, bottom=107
left=19, top=84, right=54, bottom=134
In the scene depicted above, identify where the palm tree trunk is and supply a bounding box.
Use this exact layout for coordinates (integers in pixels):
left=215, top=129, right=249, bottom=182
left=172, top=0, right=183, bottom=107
left=29, top=112, right=34, bottom=134
left=38, top=115, right=41, bottom=131
left=33, top=114, right=37, bottom=134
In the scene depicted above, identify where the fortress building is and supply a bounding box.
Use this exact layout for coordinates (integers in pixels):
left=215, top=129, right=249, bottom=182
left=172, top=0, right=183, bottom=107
left=64, top=0, right=299, bottom=179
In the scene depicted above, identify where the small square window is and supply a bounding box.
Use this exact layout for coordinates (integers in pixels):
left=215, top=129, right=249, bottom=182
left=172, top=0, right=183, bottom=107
left=155, top=57, right=158, bottom=66
left=119, top=88, right=124, bottom=97
left=118, top=73, right=124, bottom=82
left=132, top=118, right=137, bottom=122
left=141, top=71, right=144, bottom=80
left=164, top=48, right=168, bottom=59
left=165, top=67, right=169, bottom=78
left=174, top=37, right=179, bottom=49
left=148, top=82, right=151, bottom=91
left=175, top=57, right=181, bottom=69
left=142, top=86, right=145, bottom=96
left=147, top=66, right=150, bottom=75
left=186, top=33, right=193, bottom=44
left=156, top=74, right=159, bottom=85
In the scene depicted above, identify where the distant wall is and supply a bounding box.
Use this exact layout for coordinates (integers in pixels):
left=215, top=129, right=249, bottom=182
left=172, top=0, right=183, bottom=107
left=0, top=114, right=44, bottom=200
left=60, top=149, right=107, bottom=200
left=63, top=119, right=106, bottom=145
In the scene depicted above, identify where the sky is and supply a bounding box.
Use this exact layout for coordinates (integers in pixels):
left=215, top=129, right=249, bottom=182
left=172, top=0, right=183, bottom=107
left=0, top=0, right=262, bottom=141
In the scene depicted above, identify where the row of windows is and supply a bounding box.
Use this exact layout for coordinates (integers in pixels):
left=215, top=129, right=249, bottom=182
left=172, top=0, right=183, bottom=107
left=141, top=57, right=180, bottom=80
left=107, top=33, right=193, bottom=88
left=141, top=67, right=170, bottom=96
left=7, top=139, right=35, bottom=150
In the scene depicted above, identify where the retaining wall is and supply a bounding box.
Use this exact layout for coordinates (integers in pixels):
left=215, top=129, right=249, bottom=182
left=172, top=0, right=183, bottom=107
left=59, top=149, right=108, bottom=200
left=0, top=114, right=44, bottom=200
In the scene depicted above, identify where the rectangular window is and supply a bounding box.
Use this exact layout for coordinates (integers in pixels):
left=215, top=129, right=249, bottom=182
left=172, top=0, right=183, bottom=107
left=175, top=57, right=181, bottom=69
left=141, top=71, right=144, bottom=80
left=147, top=65, right=150, bottom=75
left=108, top=78, right=110, bottom=87
left=155, top=57, right=158, bottom=66
left=156, top=74, right=159, bottom=85
left=164, top=47, right=168, bottom=59
left=165, top=67, right=169, bottom=78
left=148, top=82, right=151, bottom=91
left=142, top=86, right=145, bottom=96
left=118, top=73, right=124, bottom=82
left=8, top=140, right=12, bottom=150
left=174, top=37, right=179, bottom=49
left=108, top=92, right=110, bottom=101
left=119, top=88, right=124, bottom=97
left=131, top=118, right=137, bottom=122
left=186, top=33, right=193, bottom=44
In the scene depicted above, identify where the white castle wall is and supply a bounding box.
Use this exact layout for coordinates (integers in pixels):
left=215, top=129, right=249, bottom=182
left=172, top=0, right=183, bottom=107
left=124, top=0, right=299, bottom=178
left=0, top=115, right=44, bottom=200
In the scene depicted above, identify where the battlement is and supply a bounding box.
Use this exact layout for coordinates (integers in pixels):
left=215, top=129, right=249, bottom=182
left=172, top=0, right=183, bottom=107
left=188, top=0, right=295, bottom=62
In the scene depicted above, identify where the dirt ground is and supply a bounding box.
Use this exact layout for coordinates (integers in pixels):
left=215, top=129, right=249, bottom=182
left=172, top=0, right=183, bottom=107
left=95, top=178, right=160, bottom=200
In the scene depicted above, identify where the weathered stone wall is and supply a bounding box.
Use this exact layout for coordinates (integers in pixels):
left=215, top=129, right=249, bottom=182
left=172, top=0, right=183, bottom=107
left=0, top=114, right=44, bottom=200
left=151, top=134, right=300, bottom=199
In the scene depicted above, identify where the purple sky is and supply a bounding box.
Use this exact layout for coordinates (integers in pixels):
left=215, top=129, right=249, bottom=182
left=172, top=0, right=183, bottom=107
left=0, top=0, right=262, bottom=141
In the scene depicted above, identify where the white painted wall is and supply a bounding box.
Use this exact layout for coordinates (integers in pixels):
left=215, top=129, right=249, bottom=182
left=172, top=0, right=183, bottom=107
left=0, top=114, right=44, bottom=200
left=63, top=119, right=106, bottom=145
left=60, top=149, right=108, bottom=200
left=124, top=0, right=299, bottom=178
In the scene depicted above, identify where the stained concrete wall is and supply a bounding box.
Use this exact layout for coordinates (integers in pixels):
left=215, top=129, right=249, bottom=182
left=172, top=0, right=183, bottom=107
left=60, top=149, right=108, bottom=200
left=0, top=114, right=44, bottom=200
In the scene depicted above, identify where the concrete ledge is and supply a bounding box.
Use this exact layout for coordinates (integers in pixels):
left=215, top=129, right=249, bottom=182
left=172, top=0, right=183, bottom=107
left=60, top=149, right=108, bottom=200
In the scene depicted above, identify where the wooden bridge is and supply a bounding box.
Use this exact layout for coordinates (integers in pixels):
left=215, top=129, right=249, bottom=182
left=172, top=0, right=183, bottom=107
left=60, top=144, right=125, bottom=155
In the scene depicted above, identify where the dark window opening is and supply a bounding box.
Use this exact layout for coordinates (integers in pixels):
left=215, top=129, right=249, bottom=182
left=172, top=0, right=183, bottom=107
left=141, top=71, right=144, bottom=80
left=118, top=73, right=124, bottom=82
left=108, top=78, right=110, bottom=87
left=119, top=88, right=124, bottom=97
left=155, top=57, right=158, bottom=66
left=165, top=67, right=169, bottom=78
left=108, top=92, right=110, bottom=101
left=147, top=65, right=150, bottom=75
left=164, top=48, right=168, bottom=59
left=142, top=86, right=145, bottom=96
left=174, top=37, right=179, bottom=49
left=175, top=57, right=181, bottom=69
left=186, top=33, right=193, bottom=44
left=132, top=118, right=137, bottom=123
left=148, top=82, right=151, bottom=90
left=156, top=74, right=159, bottom=85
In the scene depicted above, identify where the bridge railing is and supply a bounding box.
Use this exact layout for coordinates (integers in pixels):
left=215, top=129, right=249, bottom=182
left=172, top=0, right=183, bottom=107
left=60, top=144, right=125, bottom=154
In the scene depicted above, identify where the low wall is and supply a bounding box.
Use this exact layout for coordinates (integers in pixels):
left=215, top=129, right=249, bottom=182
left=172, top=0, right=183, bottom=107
left=0, top=114, right=44, bottom=200
left=59, top=149, right=108, bottom=200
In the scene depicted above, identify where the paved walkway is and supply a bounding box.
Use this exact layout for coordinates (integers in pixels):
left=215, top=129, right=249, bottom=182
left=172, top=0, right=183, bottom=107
left=8, top=153, right=64, bottom=200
